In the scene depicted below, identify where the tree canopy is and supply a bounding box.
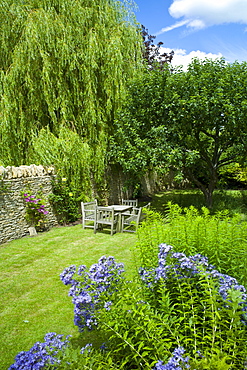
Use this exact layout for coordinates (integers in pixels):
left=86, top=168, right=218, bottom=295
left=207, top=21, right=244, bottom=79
left=111, top=58, right=247, bottom=207
left=0, top=0, right=143, bottom=191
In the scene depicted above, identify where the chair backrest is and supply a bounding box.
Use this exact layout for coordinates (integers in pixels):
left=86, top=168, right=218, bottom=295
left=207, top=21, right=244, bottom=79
left=132, top=206, right=142, bottom=223
left=122, top=199, right=138, bottom=207
left=81, top=199, right=97, bottom=212
left=140, top=202, right=151, bottom=221
left=81, top=200, right=97, bottom=228
left=96, top=206, right=115, bottom=223
left=142, top=202, right=150, bottom=210
left=94, top=207, right=119, bottom=235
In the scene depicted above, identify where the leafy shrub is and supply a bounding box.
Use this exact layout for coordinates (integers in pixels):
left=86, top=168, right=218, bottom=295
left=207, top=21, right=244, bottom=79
left=22, top=191, right=49, bottom=229
left=52, top=246, right=247, bottom=369
left=136, top=203, right=247, bottom=286
left=49, top=177, right=81, bottom=224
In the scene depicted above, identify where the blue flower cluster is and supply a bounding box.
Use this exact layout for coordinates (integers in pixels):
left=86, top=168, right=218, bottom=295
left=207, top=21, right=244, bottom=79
left=153, top=346, right=190, bottom=370
left=80, top=343, right=92, bottom=354
left=139, top=243, right=247, bottom=319
left=60, top=256, right=125, bottom=332
left=8, top=332, right=71, bottom=370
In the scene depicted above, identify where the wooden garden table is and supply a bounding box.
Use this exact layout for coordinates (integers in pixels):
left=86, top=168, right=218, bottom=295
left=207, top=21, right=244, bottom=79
left=102, top=205, right=132, bottom=232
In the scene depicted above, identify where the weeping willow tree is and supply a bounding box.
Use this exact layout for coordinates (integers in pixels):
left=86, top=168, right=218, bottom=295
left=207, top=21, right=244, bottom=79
left=0, top=0, right=143, bottom=193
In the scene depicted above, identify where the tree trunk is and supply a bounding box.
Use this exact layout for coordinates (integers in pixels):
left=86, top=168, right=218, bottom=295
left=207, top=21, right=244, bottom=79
left=201, top=187, right=214, bottom=209
left=184, top=167, right=217, bottom=209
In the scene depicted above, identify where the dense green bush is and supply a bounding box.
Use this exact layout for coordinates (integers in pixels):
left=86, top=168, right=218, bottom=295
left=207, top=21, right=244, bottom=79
left=136, top=203, right=247, bottom=286
left=49, top=177, right=81, bottom=224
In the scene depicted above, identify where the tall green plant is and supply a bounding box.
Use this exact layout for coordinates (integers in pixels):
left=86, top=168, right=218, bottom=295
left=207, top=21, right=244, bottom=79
left=50, top=248, right=247, bottom=369
left=31, top=126, right=93, bottom=195
left=0, top=0, right=143, bottom=184
left=49, top=177, right=81, bottom=224
left=136, top=203, right=247, bottom=286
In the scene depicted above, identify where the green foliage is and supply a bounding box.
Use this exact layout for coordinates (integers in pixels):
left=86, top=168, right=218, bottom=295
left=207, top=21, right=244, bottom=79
left=111, top=58, right=247, bottom=208
left=31, top=125, right=93, bottom=195
left=190, top=351, right=231, bottom=370
left=97, top=283, right=171, bottom=369
left=49, top=176, right=81, bottom=224
left=46, top=344, right=119, bottom=369
left=230, top=163, right=247, bottom=185
left=136, top=203, right=247, bottom=286
left=21, top=190, right=49, bottom=229
left=109, top=68, right=172, bottom=178
left=52, top=249, right=247, bottom=369
left=152, top=189, right=247, bottom=216
left=134, top=208, right=165, bottom=268
left=0, top=0, right=143, bottom=195
left=167, top=59, right=247, bottom=204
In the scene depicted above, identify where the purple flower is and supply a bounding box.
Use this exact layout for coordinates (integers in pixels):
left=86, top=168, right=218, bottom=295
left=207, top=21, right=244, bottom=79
left=80, top=343, right=92, bottom=354
left=22, top=192, right=49, bottom=227
left=60, top=265, right=77, bottom=286
left=139, top=244, right=247, bottom=322
left=8, top=333, right=71, bottom=370
left=153, top=347, right=190, bottom=370
left=100, top=342, right=107, bottom=351
left=78, top=265, right=87, bottom=275
left=104, top=301, right=112, bottom=311
left=60, top=257, right=125, bottom=332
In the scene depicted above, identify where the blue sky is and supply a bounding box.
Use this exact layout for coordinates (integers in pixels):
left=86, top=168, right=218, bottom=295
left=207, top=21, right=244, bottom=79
left=132, top=0, right=247, bottom=69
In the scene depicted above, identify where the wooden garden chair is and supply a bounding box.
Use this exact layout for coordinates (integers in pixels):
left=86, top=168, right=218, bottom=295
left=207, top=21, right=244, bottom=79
left=121, top=199, right=138, bottom=207
left=121, top=206, right=142, bottom=233
left=81, top=199, right=97, bottom=229
left=94, top=207, right=119, bottom=236
left=121, top=202, right=151, bottom=233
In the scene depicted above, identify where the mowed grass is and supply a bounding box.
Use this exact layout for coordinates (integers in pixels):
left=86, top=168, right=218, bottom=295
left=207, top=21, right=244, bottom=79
left=0, top=224, right=137, bottom=369
left=2, top=189, right=247, bottom=369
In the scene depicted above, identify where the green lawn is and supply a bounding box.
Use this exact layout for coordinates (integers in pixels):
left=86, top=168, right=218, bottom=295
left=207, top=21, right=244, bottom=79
left=2, top=188, right=247, bottom=369
left=0, top=224, right=137, bottom=369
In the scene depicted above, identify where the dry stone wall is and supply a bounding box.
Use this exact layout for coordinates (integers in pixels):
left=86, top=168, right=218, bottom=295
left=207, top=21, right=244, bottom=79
left=0, top=165, right=58, bottom=244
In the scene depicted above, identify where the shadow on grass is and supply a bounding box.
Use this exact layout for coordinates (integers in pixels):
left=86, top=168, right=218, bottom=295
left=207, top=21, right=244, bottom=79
left=151, top=189, right=247, bottom=215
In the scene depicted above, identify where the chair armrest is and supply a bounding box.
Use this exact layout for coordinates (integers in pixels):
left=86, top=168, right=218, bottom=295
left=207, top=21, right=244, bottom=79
left=121, top=212, right=132, bottom=217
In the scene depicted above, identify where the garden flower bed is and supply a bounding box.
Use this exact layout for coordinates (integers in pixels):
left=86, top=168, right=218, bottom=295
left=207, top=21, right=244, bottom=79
left=9, top=245, right=247, bottom=369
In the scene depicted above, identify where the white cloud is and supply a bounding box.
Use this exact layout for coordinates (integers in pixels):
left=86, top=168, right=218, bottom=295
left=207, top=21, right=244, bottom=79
left=170, top=0, right=247, bottom=26
left=157, top=0, right=247, bottom=34
left=155, top=20, right=189, bottom=35
left=160, top=47, right=223, bottom=70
